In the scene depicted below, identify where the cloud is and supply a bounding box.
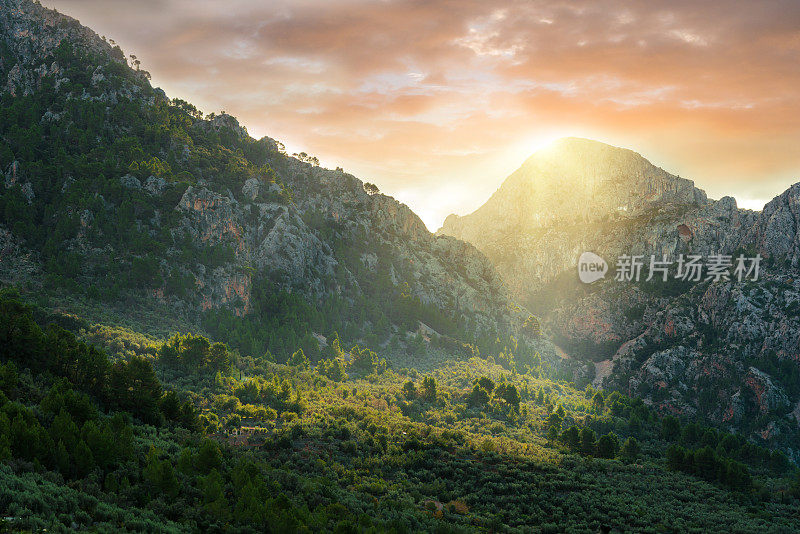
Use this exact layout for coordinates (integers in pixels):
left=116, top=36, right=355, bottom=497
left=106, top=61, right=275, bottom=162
left=43, top=0, right=800, bottom=229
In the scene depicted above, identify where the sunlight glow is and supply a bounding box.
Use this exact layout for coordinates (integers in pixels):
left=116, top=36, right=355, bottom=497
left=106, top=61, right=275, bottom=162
left=736, top=197, right=767, bottom=211
left=507, top=128, right=608, bottom=166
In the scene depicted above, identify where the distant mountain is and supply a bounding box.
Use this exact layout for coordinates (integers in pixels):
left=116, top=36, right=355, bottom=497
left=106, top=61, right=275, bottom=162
left=439, top=138, right=736, bottom=293
left=442, top=137, right=707, bottom=243
left=439, top=137, right=800, bottom=459
left=0, top=0, right=552, bottom=366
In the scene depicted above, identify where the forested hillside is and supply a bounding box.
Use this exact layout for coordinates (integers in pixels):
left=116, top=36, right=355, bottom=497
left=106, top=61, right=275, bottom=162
left=2, top=290, right=799, bottom=532
left=0, top=0, right=548, bottom=372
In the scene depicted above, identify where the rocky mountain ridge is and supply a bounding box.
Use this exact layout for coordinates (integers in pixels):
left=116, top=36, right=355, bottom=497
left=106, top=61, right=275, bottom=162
left=0, top=0, right=543, bottom=362
left=440, top=138, right=754, bottom=291
left=169, top=152, right=520, bottom=333
left=441, top=138, right=706, bottom=240
left=439, top=137, right=800, bottom=458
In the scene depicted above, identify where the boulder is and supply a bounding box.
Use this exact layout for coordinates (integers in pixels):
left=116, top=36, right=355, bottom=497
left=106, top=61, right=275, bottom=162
left=120, top=174, right=142, bottom=190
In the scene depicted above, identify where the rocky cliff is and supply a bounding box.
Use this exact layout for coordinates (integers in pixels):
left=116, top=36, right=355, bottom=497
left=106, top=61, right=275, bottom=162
left=0, top=0, right=541, bottom=360
left=439, top=138, right=750, bottom=293
left=168, top=152, right=521, bottom=334
left=439, top=138, right=800, bottom=458
left=550, top=184, right=800, bottom=459
left=746, top=183, right=800, bottom=267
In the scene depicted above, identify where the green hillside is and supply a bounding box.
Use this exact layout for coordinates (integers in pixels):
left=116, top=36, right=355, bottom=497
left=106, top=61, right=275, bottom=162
left=1, top=290, right=799, bottom=532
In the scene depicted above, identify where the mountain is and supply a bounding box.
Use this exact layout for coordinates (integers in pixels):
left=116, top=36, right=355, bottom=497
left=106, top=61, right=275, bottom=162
left=440, top=137, right=800, bottom=459
left=442, top=137, right=707, bottom=244
left=440, top=137, right=744, bottom=293
left=0, top=0, right=554, bottom=368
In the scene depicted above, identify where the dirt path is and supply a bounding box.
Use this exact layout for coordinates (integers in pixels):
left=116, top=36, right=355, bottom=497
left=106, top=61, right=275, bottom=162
left=554, top=343, right=613, bottom=388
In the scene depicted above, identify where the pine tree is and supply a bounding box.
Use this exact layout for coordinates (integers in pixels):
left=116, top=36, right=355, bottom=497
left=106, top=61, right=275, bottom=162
left=621, top=437, right=640, bottom=461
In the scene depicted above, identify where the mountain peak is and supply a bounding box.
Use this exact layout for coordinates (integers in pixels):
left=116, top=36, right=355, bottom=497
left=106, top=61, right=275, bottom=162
left=439, top=139, right=708, bottom=242
left=522, top=137, right=660, bottom=175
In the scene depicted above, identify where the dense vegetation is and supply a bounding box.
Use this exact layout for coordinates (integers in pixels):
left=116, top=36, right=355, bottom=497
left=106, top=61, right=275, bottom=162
left=0, top=35, right=531, bottom=375
left=0, top=39, right=289, bottom=300
left=2, top=289, right=799, bottom=533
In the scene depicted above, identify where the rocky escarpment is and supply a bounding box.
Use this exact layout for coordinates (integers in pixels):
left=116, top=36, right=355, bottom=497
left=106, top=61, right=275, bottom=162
left=438, top=138, right=748, bottom=296
left=543, top=184, right=800, bottom=366
left=438, top=137, right=800, bottom=457
left=483, top=195, right=755, bottom=298
left=745, top=183, right=800, bottom=267
left=166, top=156, right=523, bottom=336
left=0, top=0, right=542, bottom=359
left=174, top=180, right=337, bottom=307
left=595, top=271, right=800, bottom=458
left=539, top=184, right=800, bottom=458
left=269, top=156, right=515, bottom=323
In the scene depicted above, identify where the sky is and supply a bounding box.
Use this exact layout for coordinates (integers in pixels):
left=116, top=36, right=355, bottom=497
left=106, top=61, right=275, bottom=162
left=44, top=0, right=800, bottom=230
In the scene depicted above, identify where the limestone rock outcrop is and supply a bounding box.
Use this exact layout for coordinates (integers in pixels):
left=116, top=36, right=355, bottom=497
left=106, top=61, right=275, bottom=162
left=439, top=137, right=800, bottom=458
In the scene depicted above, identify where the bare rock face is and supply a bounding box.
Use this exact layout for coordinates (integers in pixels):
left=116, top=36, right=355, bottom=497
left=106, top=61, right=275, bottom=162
left=745, top=183, right=800, bottom=267
left=744, top=367, right=791, bottom=415
left=439, top=138, right=757, bottom=296
left=241, top=178, right=260, bottom=201
left=145, top=176, right=167, bottom=195
left=120, top=174, right=142, bottom=190
left=438, top=137, right=800, bottom=458
left=193, top=113, right=249, bottom=140
left=174, top=185, right=337, bottom=305
left=260, top=157, right=529, bottom=336
left=442, top=138, right=706, bottom=244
